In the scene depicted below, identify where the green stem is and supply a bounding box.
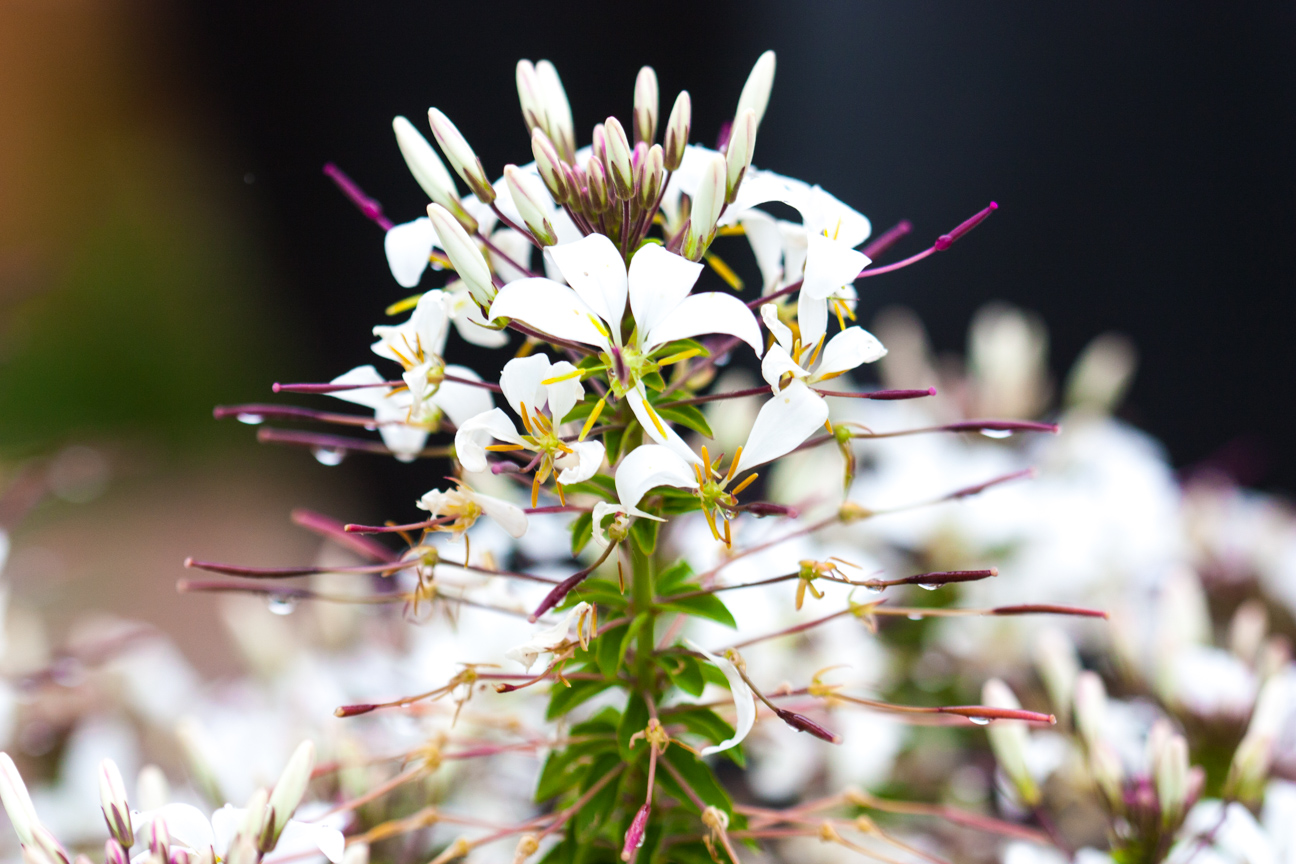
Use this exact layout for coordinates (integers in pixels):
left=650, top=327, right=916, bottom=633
left=631, top=541, right=656, bottom=686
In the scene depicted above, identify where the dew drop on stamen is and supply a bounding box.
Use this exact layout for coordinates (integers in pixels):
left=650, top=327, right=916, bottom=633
left=918, top=582, right=939, bottom=591
left=907, top=613, right=924, bottom=621
left=979, top=429, right=1014, bottom=439
left=312, top=447, right=347, bottom=466
left=967, top=716, right=991, bottom=726
left=268, top=596, right=298, bottom=616
left=237, top=413, right=264, bottom=425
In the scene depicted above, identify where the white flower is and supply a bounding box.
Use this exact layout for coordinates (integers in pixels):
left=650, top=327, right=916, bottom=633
left=489, top=234, right=763, bottom=462
left=455, top=354, right=605, bottom=504
left=209, top=804, right=344, bottom=864
left=417, top=482, right=528, bottom=540
left=759, top=303, right=885, bottom=398
left=684, top=641, right=756, bottom=757
left=505, top=602, right=591, bottom=671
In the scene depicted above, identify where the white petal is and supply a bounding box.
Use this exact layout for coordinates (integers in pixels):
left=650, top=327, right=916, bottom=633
left=327, top=366, right=389, bottom=410
left=796, top=289, right=829, bottom=354
left=614, top=444, right=698, bottom=517
left=474, top=491, right=529, bottom=538
left=759, top=303, right=794, bottom=352
left=685, top=640, right=756, bottom=756
left=627, top=243, right=704, bottom=343
left=136, top=804, right=214, bottom=853
left=377, top=421, right=429, bottom=463
left=556, top=440, right=605, bottom=485
left=454, top=408, right=523, bottom=474
left=643, top=292, right=763, bottom=357
left=500, top=354, right=554, bottom=417
left=590, top=501, right=628, bottom=549
left=506, top=602, right=590, bottom=670
left=487, top=228, right=535, bottom=284
left=489, top=278, right=610, bottom=348
left=801, top=185, right=872, bottom=249
left=544, top=361, right=584, bottom=425
left=814, top=327, right=887, bottom=381
left=734, top=379, right=829, bottom=475
left=626, top=385, right=700, bottom=464
left=802, top=234, right=868, bottom=300
left=447, top=287, right=509, bottom=347
left=409, top=290, right=452, bottom=358
left=209, top=805, right=241, bottom=857
left=545, top=234, right=628, bottom=332
left=760, top=342, right=805, bottom=391
left=267, top=820, right=345, bottom=864
left=433, top=365, right=495, bottom=427
left=740, top=211, right=785, bottom=293
left=383, top=218, right=437, bottom=288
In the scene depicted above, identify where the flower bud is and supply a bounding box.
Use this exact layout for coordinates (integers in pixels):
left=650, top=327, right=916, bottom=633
left=773, top=707, right=840, bottom=743
left=148, top=816, right=169, bottom=863
left=591, top=123, right=608, bottom=173
left=1225, top=673, right=1291, bottom=804
left=1034, top=629, right=1080, bottom=728
left=981, top=679, right=1040, bottom=806
left=1154, top=732, right=1189, bottom=826
left=620, top=803, right=650, bottom=862
left=98, top=760, right=132, bottom=848
left=0, top=752, right=40, bottom=845
left=633, top=66, right=659, bottom=145
left=735, top=50, right=776, bottom=129
left=1229, top=599, right=1268, bottom=666
left=343, top=843, right=369, bottom=864
left=535, top=61, right=575, bottom=160
left=682, top=153, right=725, bottom=261
left=427, top=108, right=495, bottom=205
left=170, top=850, right=192, bottom=864
left=512, top=835, right=538, bottom=864
left=603, top=117, right=634, bottom=200
left=265, top=740, right=315, bottom=848
left=504, top=166, right=557, bottom=246
left=392, top=117, right=479, bottom=233
left=427, top=204, right=495, bottom=305
left=1089, top=742, right=1125, bottom=809
left=724, top=109, right=756, bottom=204
left=638, top=144, right=665, bottom=209
left=585, top=159, right=610, bottom=213
left=530, top=129, right=568, bottom=204
left=105, top=840, right=129, bottom=864
left=663, top=91, right=691, bottom=171
left=1074, top=671, right=1109, bottom=751
left=515, top=60, right=545, bottom=135
left=240, top=787, right=270, bottom=850
left=30, top=826, right=69, bottom=864
left=225, top=835, right=258, bottom=864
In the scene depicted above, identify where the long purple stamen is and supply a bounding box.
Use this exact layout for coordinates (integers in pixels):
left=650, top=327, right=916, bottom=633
left=324, top=163, right=394, bottom=231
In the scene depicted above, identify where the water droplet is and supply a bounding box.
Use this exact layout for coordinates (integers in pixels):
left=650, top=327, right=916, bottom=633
left=918, top=582, right=940, bottom=591
left=907, top=613, right=924, bottom=621
left=968, top=716, right=991, bottom=726
left=980, top=429, right=1014, bottom=439
left=268, top=596, right=297, bottom=616
left=311, top=447, right=346, bottom=466
left=237, top=413, right=264, bottom=425
left=863, top=584, right=884, bottom=594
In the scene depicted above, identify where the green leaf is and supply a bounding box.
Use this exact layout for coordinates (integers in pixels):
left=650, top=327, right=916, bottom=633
left=562, top=474, right=617, bottom=501
left=662, top=654, right=707, bottom=698
left=655, top=561, right=695, bottom=595
left=595, top=624, right=627, bottom=676
left=652, top=338, right=709, bottom=360
left=619, top=613, right=649, bottom=666
left=654, top=402, right=714, bottom=438
left=655, top=592, right=737, bottom=628
left=569, top=511, right=593, bottom=556
left=575, top=753, right=623, bottom=838
left=617, top=693, right=650, bottom=761
left=673, top=707, right=744, bottom=767
left=662, top=746, right=732, bottom=815
left=562, top=577, right=626, bottom=611
left=546, top=676, right=614, bottom=720
left=630, top=516, right=659, bottom=555
left=534, top=733, right=617, bottom=801
left=603, top=425, right=626, bottom=463
left=641, top=370, right=666, bottom=391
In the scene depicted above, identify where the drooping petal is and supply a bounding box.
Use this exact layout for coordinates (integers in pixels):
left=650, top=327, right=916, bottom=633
left=209, top=805, right=242, bottom=857
left=590, top=501, right=628, bottom=549
left=454, top=408, right=523, bottom=474
left=802, top=234, right=868, bottom=300
left=545, top=233, right=628, bottom=332
left=626, top=386, right=700, bottom=464
left=796, top=289, right=830, bottom=355
left=642, top=292, right=763, bottom=357
left=741, top=211, right=786, bottom=293
left=544, top=360, right=584, bottom=426
left=614, top=444, right=699, bottom=518
left=759, top=303, right=794, bottom=352
left=446, top=285, right=509, bottom=347
left=374, top=399, right=430, bottom=463
left=760, top=342, right=804, bottom=392
left=505, top=602, right=590, bottom=670
left=489, top=278, right=610, bottom=349
left=432, top=365, right=494, bottom=427
left=801, top=185, right=872, bottom=249
left=734, top=379, right=829, bottom=475
left=814, top=327, right=887, bottom=382
left=383, top=218, right=438, bottom=288
left=685, top=640, right=756, bottom=756
left=135, top=804, right=214, bottom=853
left=500, top=354, right=554, bottom=417
left=473, top=491, right=529, bottom=538
left=268, top=820, right=345, bottom=864
left=626, top=243, right=703, bottom=343
left=409, top=290, right=452, bottom=359
left=327, top=366, right=389, bottom=410
left=555, top=440, right=605, bottom=485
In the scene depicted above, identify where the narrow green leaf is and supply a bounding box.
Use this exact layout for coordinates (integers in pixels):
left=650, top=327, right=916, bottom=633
left=595, top=624, right=627, bottom=676
left=630, top=516, right=659, bottom=555
left=654, top=402, right=714, bottom=438
left=655, top=561, right=695, bottom=595
left=663, top=654, right=706, bottom=697
left=655, top=591, right=737, bottom=628
left=569, top=511, right=594, bottom=556
left=546, top=676, right=614, bottom=720
left=617, top=694, right=650, bottom=761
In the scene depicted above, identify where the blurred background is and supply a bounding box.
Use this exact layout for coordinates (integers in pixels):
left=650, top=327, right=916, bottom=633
left=1, top=1, right=1294, bottom=662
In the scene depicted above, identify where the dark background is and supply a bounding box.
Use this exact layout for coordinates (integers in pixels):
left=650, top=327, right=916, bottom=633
left=172, top=1, right=1295, bottom=506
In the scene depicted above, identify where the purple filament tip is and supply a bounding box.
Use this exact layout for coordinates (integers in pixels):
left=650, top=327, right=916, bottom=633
left=324, top=163, right=394, bottom=231
left=934, top=201, right=998, bottom=251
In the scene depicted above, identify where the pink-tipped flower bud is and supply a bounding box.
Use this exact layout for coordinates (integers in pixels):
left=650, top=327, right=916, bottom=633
left=530, top=129, right=568, bottom=204
left=1074, top=671, right=1109, bottom=752
left=31, top=825, right=70, bottom=864
left=1225, top=673, right=1291, bottom=804
left=585, top=158, right=610, bottom=213
left=426, top=204, right=495, bottom=306
left=735, top=50, right=776, bottom=129
left=591, top=123, right=608, bottom=174
left=638, top=144, right=665, bottom=209
left=1154, top=732, right=1190, bottom=826
left=981, top=679, right=1041, bottom=806
left=392, top=116, right=477, bottom=233
left=682, top=153, right=725, bottom=261
left=633, top=66, right=659, bottom=145
left=515, top=60, right=545, bottom=136
left=773, top=707, right=840, bottom=743
left=504, top=166, right=557, bottom=246
left=1034, top=629, right=1081, bottom=728
left=265, top=740, right=315, bottom=849
left=98, top=760, right=133, bottom=849
left=535, top=61, right=575, bottom=160
left=427, top=108, right=495, bottom=205
left=148, top=816, right=169, bottom=862
left=620, top=803, right=650, bottom=861
left=663, top=91, right=691, bottom=171
left=169, top=849, right=192, bottom=864
left=603, top=117, right=635, bottom=201
left=724, top=109, right=757, bottom=204
left=0, top=752, right=40, bottom=846
left=105, top=840, right=129, bottom=864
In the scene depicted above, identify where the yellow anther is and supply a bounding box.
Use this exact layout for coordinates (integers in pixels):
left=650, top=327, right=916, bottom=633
left=555, top=482, right=566, bottom=506
left=531, top=475, right=541, bottom=508
left=540, top=368, right=584, bottom=385
left=700, top=445, right=712, bottom=476
left=807, top=334, right=827, bottom=370
left=586, top=313, right=610, bottom=340
left=730, top=472, right=758, bottom=497
left=703, top=251, right=744, bottom=291
left=716, top=224, right=746, bottom=237
left=484, top=444, right=526, bottom=452
left=655, top=347, right=703, bottom=366
left=384, top=292, right=425, bottom=316
left=518, top=402, right=536, bottom=435
left=579, top=397, right=606, bottom=441
left=723, top=447, right=743, bottom=484
left=642, top=400, right=667, bottom=438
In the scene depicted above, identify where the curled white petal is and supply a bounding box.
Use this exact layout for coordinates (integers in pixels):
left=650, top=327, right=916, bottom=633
left=545, top=234, right=628, bottom=331
left=544, top=361, right=584, bottom=426
left=734, top=379, right=828, bottom=475
left=556, top=440, right=605, bottom=485
left=454, top=408, right=523, bottom=474
left=473, top=491, right=529, bottom=539
left=615, top=444, right=699, bottom=518
left=642, top=292, right=763, bottom=357
left=627, top=243, right=704, bottom=341
left=814, top=326, right=886, bottom=381
left=500, top=354, right=554, bottom=417
left=590, top=501, right=628, bottom=549
left=327, top=366, right=389, bottom=410
left=759, top=303, right=794, bottom=352
left=796, top=287, right=830, bottom=355
left=625, top=386, right=699, bottom=464
left=506, top=602, right=590, bottom=670
left=802, top=234, right=868, bottom=301
left=489, top=278, right=610, bottom=348
left=383, top=218, right=437, bottom=288
left=760, top=342, right=805, bottom=392
left=685, top=640, right=756, bottom=757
